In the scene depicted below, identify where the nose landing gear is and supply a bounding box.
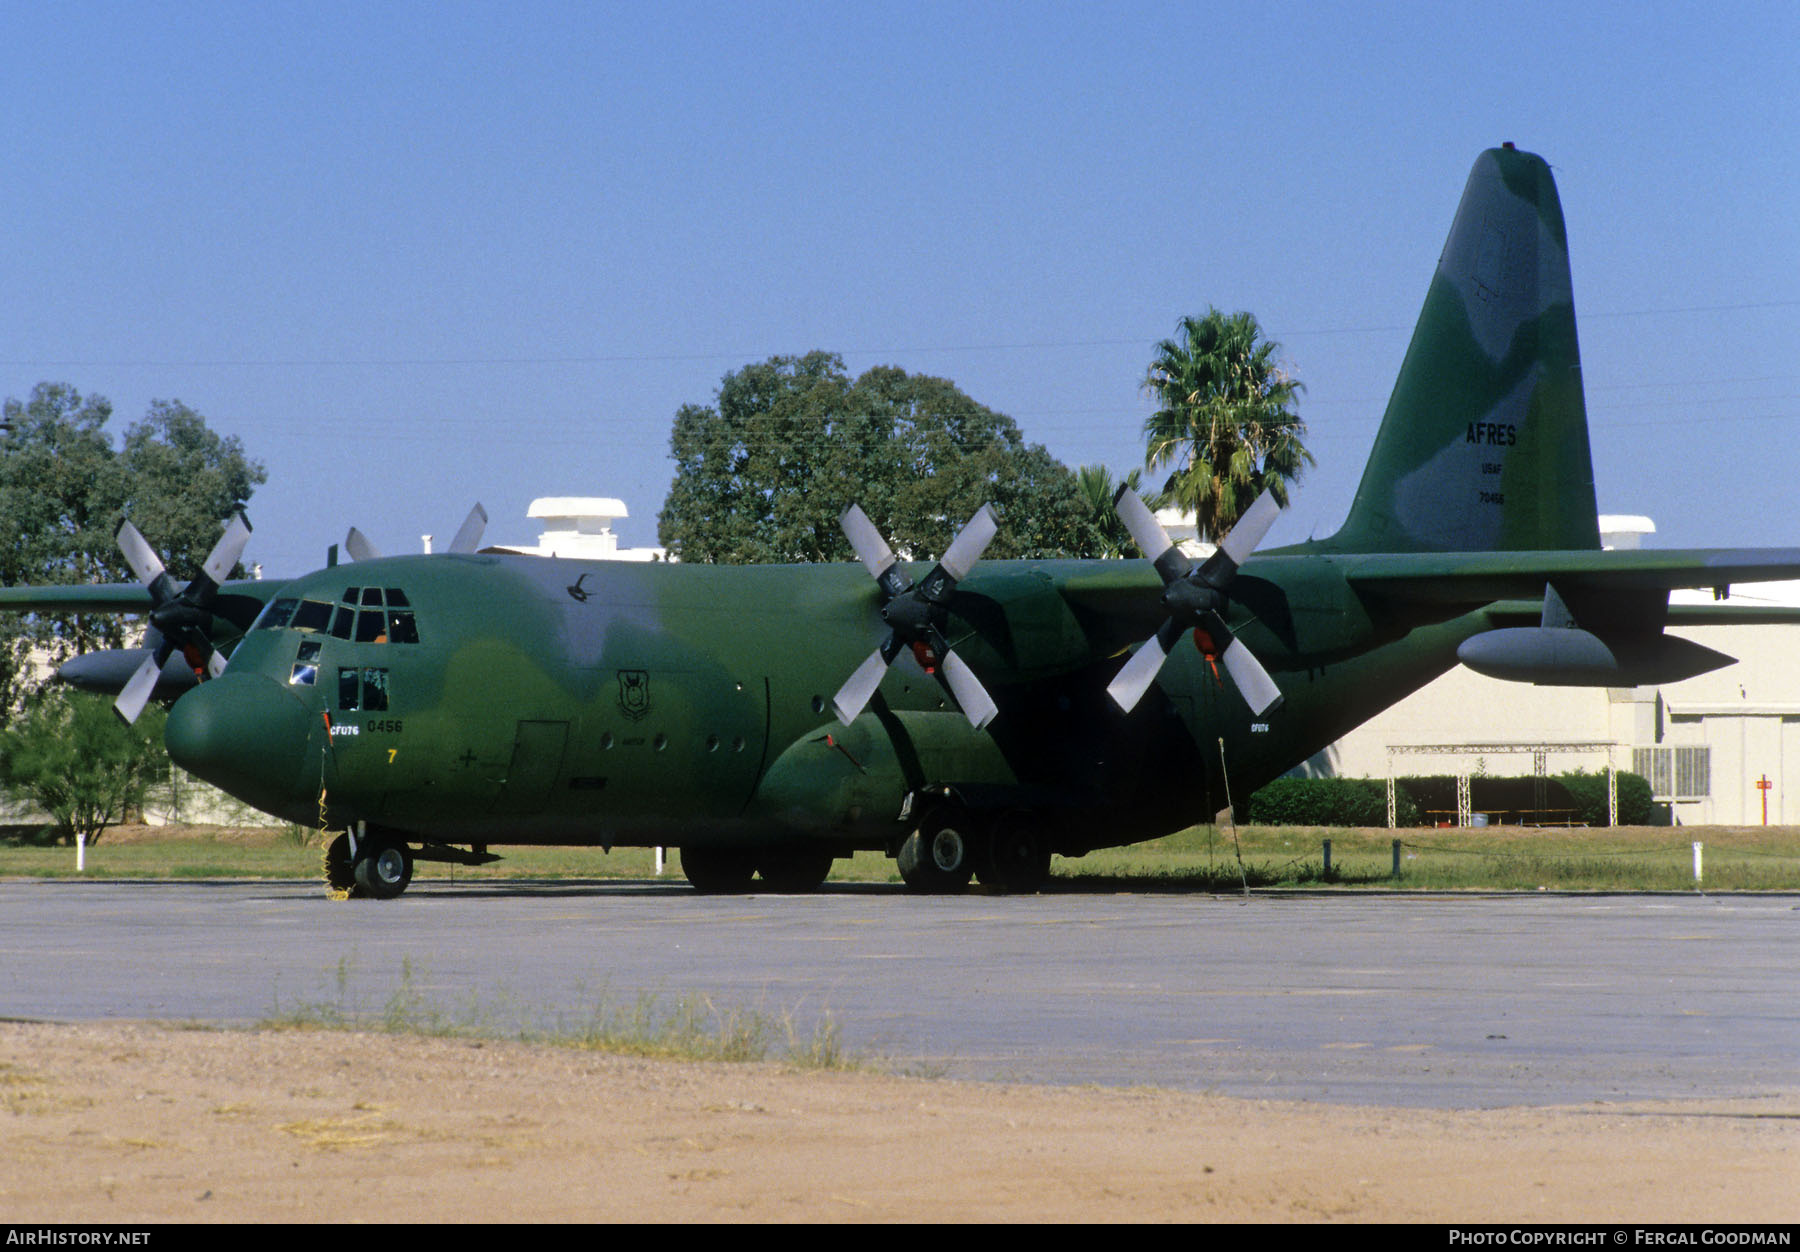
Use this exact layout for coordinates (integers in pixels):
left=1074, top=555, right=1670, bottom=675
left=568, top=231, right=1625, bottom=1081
left=323, top=829, right=415, bottom=900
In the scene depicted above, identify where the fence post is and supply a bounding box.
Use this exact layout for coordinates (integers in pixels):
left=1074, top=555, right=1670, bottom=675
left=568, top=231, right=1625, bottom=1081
left=1391, top=839, right=1402, bottom=879
left=1692, top=841, right=1703, bottom=884
left=1322, top=838, right=1332, bottom=879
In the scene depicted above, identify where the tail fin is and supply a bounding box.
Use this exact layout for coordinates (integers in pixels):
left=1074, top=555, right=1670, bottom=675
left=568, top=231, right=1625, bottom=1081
left=1325, top=146, right=1600, bottom=553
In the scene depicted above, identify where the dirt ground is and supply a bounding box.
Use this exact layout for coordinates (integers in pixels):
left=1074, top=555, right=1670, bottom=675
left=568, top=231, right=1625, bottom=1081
left=1, top=1021, right=1794, bottom=1223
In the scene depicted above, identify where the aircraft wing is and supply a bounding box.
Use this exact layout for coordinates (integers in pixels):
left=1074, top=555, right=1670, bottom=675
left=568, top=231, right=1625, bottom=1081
left=0, top=578, right=282, bottom=617
left=0, top=582, right=154, bottom=614
left=1335, top=549, right=1800, bottom=607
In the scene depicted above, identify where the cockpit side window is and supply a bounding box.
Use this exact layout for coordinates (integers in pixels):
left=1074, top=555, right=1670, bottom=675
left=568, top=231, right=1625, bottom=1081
left=338, top=666, right=389, bottom=711
left=290, top=600, right=334, bottom=633
left=255, top=598, right=298, bottom=631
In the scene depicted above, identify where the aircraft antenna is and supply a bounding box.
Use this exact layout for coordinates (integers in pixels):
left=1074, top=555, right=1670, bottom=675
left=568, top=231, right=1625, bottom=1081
left=1217, top=738, right=1249, bottom=898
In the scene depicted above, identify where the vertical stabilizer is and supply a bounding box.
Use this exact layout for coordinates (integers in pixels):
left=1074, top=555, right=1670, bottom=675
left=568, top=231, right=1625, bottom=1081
left=1326, top=147, right=1600, bottom=553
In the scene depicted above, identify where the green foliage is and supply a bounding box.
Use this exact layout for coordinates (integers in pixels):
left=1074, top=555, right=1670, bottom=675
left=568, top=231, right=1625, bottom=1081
left=0, top=384, right=266, bottom=718
left=1142, top=309, right=1312, bottom=540
left=1242, top=777, right=1416, bottom=827
left=658, top=353, right=1097, bottom=563
left=1396, top=772, right=1656, bottom=826
left=0, top=689, right=169, bottom=844
left=1074, top=464, right=1161, bottom=558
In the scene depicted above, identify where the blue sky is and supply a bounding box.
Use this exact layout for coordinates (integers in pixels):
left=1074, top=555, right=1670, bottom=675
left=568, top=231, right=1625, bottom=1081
left=3, top=1, right=1795, bottom=575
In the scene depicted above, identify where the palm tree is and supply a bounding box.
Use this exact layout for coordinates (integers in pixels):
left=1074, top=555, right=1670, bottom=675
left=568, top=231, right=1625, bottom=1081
left=1074, top=464, right=1154, bottom=558
left=1142, top=309, right=1311, bottom=541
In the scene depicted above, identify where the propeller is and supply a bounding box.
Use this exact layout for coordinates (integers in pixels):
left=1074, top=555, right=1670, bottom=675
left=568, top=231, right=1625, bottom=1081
left=1107, top=487, right=1284, bottom=717
left=833, top=504, right=1001, bottom=730
left=344, top=503, right=487, bottom=560
left=113, top=513, right=256, bottom=723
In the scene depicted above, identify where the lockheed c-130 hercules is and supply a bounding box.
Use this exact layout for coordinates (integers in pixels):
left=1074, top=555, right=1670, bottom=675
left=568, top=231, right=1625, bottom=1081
left=7, top=145, right=1799, bottom=899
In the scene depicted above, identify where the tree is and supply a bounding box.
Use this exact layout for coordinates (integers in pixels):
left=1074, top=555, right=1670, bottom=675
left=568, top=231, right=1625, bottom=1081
left=0, top=689, right=168, bottom=845
left=658, top=354, right=1095, bottom=563
left=1142, top=309, right=1312, bottom=541
left=0, top=384, right=267, bottom=719
left=1074, top=464, right=1159, bottom=558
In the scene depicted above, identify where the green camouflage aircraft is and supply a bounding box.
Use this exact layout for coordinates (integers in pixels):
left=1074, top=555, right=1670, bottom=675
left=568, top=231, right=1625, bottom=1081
left=7, top=145, right=1799, bottom=898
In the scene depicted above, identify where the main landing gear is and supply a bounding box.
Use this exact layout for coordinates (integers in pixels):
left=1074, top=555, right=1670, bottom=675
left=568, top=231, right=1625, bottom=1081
left=679, top=846, right=836, bottom=894
left=897, top=806, right=1051, bottom=895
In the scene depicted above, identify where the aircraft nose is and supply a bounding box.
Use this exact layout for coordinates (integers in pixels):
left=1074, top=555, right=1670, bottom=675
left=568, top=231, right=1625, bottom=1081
left=165, top=673, right=314, bottom=816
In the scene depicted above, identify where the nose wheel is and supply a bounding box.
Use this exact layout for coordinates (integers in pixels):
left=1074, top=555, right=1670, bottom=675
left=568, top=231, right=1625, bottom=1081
left=323, top=831, right=415, bottom=899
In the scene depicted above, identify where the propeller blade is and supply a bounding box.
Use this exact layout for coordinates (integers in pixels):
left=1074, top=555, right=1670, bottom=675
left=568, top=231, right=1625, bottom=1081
left=1115, top=487, right=1174, bottom=561
left=113, top=654, right=163, bottom=725
left=939, top=649, right=999, bottom=730
left=839, top=505, right=898, bottom=581
left=116, top=521, right=166, bottom=586
left=1107, top=630, right=1172, bottom=714
left=832, top=646, right=891, bottom=726
left=448, top=503, right=488, bottom=554
left=938, top=505, right=999, bottom=583
left=1215, top=489, right=1283, bottom=568
left=200, top=513, right=253, bottom=586
left=344, top=528, right=382, bottom=563
left=1218, top=636, right=1283, bottom=715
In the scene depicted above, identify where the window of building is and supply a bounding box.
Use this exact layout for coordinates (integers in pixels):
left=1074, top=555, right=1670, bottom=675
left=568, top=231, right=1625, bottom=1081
left=1633, top=745, right=1711, bottom=800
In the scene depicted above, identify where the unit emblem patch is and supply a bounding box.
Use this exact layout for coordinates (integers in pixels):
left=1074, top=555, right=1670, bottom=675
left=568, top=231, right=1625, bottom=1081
left=617, top=669, right=651, bottom=721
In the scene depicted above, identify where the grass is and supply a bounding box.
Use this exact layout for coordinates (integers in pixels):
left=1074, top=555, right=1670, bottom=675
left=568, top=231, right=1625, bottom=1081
left=3, top=820, right=1799, bottom=892
left=264, top=956, right=852, bottom=1070
left=1065, top=823, right=1800, bottom=892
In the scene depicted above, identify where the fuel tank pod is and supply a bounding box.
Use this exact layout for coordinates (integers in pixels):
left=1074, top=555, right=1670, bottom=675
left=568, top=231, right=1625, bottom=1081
left=1456, top=627, right=1735, bottom=687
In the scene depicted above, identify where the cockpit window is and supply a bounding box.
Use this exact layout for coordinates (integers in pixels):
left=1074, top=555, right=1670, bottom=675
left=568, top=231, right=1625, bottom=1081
left=256, top=588, right=420, bottom=643
left=290, top=600, right=334, bottom=633
left=255, top=598, right=298, bottom=631
left=355, top=608, right=386, bottom=643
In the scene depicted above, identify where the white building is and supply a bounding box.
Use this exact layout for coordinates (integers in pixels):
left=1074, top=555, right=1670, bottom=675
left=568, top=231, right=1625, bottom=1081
left=483, top=498, right=668, bottom=562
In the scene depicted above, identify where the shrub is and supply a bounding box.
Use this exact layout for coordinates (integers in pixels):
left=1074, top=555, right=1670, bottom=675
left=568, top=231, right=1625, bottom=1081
left=1242, top=777, right=1417, bottom=827
left=1245, top=770, right=1655, bottom=827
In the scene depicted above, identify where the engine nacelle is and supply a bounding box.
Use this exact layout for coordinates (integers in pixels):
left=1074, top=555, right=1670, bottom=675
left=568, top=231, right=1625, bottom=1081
left=1457, top=627, right=1735, bottom=686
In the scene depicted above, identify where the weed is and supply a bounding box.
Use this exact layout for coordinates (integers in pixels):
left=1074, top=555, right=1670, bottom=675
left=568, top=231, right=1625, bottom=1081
left=262, top=960, right=860, bottom=1070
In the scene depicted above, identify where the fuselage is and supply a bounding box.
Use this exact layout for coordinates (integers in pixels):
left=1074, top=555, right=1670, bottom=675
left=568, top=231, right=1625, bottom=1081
left=162, top=548, right=1496, bottom=857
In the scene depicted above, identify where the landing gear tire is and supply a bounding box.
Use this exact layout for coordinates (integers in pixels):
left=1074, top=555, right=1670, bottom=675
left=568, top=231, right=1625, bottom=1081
left=756, top=850, right=835, bottom=893
left=323, top=833, right=358, bottom=899
left=980, top=814, right=1051, bottom=894
left=897, top=808, right=978, bottom=894
left=353, top=840, right=413, bottom=899
left=681, top=846, right=758, bottom=893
